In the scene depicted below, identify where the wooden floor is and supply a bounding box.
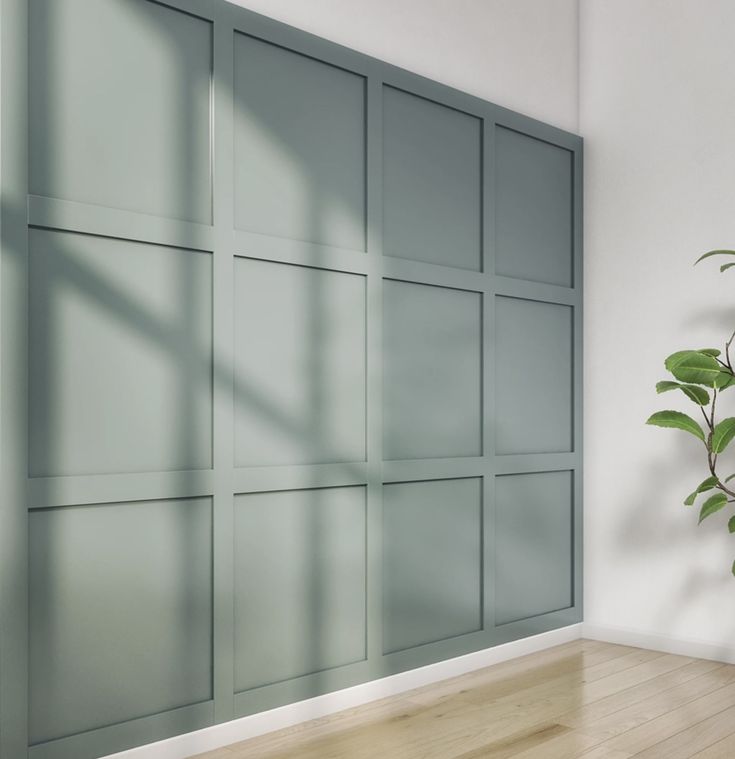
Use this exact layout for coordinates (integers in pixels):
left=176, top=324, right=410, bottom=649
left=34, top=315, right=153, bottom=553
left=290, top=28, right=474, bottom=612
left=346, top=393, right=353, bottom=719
left=192, top=640, right=735, bottom=758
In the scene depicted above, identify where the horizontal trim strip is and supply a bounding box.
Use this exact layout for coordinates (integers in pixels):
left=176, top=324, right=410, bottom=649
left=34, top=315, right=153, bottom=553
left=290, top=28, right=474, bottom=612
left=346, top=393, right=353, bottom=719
left=495, top=275, right=578, bottom=306
left=493, top=452, right=578, bottom=475
left=28, top=195, right=215, bottom=252
left=382, top=257, right=485, bottom=292
left=382, top=457, right=486, bottom=483
left=30, top=700, right=213, bottom=759
left=233, top=230, right=368, bottom=275
left=233, top=462, right=368, bottom=494
left=28, top=470, right=215, bottom=509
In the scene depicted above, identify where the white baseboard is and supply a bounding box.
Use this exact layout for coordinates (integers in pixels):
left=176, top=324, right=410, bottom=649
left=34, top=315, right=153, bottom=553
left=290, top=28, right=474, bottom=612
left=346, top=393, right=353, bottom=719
left=103, top=623, right=582, bottom=759
left=583, top=622, right=735, bottom=665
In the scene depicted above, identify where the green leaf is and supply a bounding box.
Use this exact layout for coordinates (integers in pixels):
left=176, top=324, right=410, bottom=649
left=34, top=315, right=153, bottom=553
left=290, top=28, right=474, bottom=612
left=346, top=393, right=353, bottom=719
left=665, top=351, right=722, bottom=387
left=646, top=410, right=706, bottom=442
left=722, top=263, right=735, bottom=273
left=712, top=418, right=735, bottom=453
left=716, top=372, right=735, bottom=390
left=731, top=559, right=735, bottom=577
left=655, top=380, right=710, bottom=405
left=684, top=476, right=720, bottom=505
left=698, top=348, right=722, bottom=357
left=699, top=492, right=728, bottom=523
left=682, top=385, right=710, bottom=404
left=698, top=475, right=719, bottom=491
left=728, top=516, right=735, bottom=533
left=695, top=249, right=735, bottom=265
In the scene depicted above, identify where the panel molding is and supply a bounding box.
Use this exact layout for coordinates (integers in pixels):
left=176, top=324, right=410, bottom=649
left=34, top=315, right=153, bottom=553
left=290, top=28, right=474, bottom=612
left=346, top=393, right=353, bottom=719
left=1, top=1, right=584, bottom=757
left=233, top=233, right=368, bottom=275
left=28, top=701, right=214, bottom=759
left=233, top=463, right=367, bottom=494
left=28, top=195, right=215, bottom=253
left=101, top=625, right=582, bottom=759
left=28, top=470, right=214, bottom=510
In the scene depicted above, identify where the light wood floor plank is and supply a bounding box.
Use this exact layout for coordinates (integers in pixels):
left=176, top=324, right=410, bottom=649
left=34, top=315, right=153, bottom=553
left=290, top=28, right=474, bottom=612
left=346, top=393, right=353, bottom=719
left=631, top=702, right=735, bottom=759
left=402, top=639, right=636, bottom=706
left=604, top=680, right=735, bottom=754
left=190, top=641, right=735, bottom=759
left=561, top=664, right=735, bottom=740
left=689, top=730, right=735, bottom=758
left=558, top=658, right=726, bottom=729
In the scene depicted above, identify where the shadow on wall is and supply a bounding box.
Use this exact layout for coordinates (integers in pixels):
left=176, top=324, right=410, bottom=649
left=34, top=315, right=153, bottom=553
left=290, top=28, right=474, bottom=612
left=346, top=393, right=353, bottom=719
left=611, top=300, right=735, bottom=656
left=21, top=0, right=384, bottom=740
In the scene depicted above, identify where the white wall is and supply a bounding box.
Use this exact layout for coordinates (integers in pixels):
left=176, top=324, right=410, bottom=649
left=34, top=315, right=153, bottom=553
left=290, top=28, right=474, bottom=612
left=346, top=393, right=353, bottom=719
left=581, top=0, right=735, bottom=651
left=226, top=0, right=580, bottom=133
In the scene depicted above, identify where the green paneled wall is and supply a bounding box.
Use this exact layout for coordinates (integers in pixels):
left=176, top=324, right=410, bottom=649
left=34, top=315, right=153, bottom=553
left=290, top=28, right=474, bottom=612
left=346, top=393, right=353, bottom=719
left=0, top=1, right=583, bottom=757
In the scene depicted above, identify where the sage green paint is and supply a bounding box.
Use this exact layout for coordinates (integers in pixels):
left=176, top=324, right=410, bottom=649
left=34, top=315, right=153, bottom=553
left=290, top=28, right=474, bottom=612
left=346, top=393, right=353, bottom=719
left=0, top=0, right=584, bottom=757
left=495, top=296, right=574, bottom=455
left=494, top=471, right=574, bottom=625
left=233, top=258, right=366, bottom=467
left=382, top=478, right=483, bottom=653
left=495, top=126, right=574, bottom=287
left=233, top=32, right=366, bottom=251
left=382, top=279, right=482, bottom=461
left=233, top=486, right=367, bottom=692
left=29, top=498, right=213, bottom=744
left=28, top=229, right=213, bottom=477
left=29, top=0, right=212, bottom=224
left=382, top=87, right=482, bottom=271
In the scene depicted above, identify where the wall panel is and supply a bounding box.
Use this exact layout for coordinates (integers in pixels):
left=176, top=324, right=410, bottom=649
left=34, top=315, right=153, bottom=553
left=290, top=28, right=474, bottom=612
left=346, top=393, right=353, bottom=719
left=1, top=1, right=583, bottom=756
left=382, top=87, right=482, bottom=271
left=382, top=279, right=482, bottom=461
left=382, top=478, right=483, bottom=653
left=233, top=258, right=366, bottom=467
left=233, top=32, right=366, bottom=251
left=494, top=471, right=574, bottom=625
left=29, top=0, right=212, bottom=224
left=29, top=497, right=212, bottom=745
left=233, top=486, right=367, bottom=692
left=28, top=229, right=213, bottom=478
left=495, top=296, right=573, bottom=455
left=495, top=126, right=574, bottom=287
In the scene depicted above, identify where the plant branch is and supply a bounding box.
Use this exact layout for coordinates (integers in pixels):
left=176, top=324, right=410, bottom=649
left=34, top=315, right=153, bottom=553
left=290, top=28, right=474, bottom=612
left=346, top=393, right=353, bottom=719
left=726, top=328, right=735, bottom=371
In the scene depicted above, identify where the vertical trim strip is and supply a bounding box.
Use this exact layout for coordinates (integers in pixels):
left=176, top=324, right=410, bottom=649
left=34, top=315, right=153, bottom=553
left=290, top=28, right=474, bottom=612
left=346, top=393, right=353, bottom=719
left=0, top=0, right=29, bottom=755
left=212, top=10, right=236, bottom=724
left=365, top=67, right=384, bottom=664
left=481, top=116, right=497, bottom=632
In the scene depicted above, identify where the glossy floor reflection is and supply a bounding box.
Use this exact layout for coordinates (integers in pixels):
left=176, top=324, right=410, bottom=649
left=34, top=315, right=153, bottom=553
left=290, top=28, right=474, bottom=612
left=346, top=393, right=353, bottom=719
left=191, top=639, right=735, bottom=758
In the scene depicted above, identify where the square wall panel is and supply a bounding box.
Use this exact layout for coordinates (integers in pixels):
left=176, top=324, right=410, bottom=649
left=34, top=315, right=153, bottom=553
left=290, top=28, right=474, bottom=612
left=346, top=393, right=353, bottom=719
left=234, top=486, right=366, bottom=692
left=29, top=497, right=212, bottom=744
left=234, top=33, right=366, bottom=251
left=29, top=0, right=212, bottom=223
left=495, top=471, right=573, bottom=625
left=495, top=296, right=573, bottom=455
left=382, top=478, right=482, bottom=653
left=234, top=258, right=366, bottom=467
left=29, top=229, right=213, bottom=478
left=495, top=127, right=573, bottom=287
left=383, top=87, right=482, bottom=271
left=383, top=280, right=481, bottom=461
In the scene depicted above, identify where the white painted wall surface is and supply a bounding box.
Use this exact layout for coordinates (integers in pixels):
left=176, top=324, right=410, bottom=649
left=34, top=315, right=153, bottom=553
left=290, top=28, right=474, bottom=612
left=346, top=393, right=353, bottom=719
left=581, top=0, right=735, bottom=651
left=226, top=0, right=580, bottom=133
